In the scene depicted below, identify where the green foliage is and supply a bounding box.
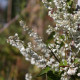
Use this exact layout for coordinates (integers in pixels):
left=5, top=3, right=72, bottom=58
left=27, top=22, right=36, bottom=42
left=74, top=58, right=80, bottom=64
left=59, top=60, right=67, bottom=66
left=48, top=32, right=55, bottom=40
left=47, top=0, right=52, bottom=2
left=59, top=42, right=64, bottom=49
left=67, top=0, right=73, bottom=6
left=38, top=67, right=61, bottom=80
left=47, top=71, right=61, bottom=80
left=45, top=31, right=55, bottom=44
left=38, top=66, right=51, bottom=76
left=59, top=35, right=65, bottom=40
left=66, top=0, right=75, bottom=13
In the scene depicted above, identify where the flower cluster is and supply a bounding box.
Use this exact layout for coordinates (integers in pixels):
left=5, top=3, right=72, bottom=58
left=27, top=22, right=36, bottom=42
left=7, top=0, right=80, bottom=80
left=25, top=73, right=32, bottom=80
left=42, top=0, right=80, bottom=80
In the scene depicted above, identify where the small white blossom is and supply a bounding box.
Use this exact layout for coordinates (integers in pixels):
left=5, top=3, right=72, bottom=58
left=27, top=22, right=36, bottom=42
left=25, top=73, right=32, bottom=80
left=77, top=73, right=80, bottom=76
left=67, top=67, right=78, bottom=75
left=31, top=58, right=35, bottom=64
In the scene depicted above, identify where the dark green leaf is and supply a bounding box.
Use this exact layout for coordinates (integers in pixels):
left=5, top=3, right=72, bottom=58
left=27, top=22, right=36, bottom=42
left=59, top=42, right=64, bottom=49
left=37, top=67, right=51, bottom=77
left=47, top=0, right=52, bottom=2
left=47, top=71, right=61, bottom=80
left=48, top=31, right=55, bottom=40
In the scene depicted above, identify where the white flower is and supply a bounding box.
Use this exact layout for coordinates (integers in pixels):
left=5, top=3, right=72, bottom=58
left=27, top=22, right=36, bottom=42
left=20, top=47, right=25, bottom=52
left=67, top=67, right=78, bottom=75
left=52, top=49, right=56, bottom=52
left=25, top=73, right=32, bottom=80
left=46, top=25, right=53, bottom=35
left=45, top=53, right=50, bottom=57
left=19, top=20, right=25, bottom=26
left=62, top=52, right=65, bottom=57
left=65, top=44, right=68, bottom=47
left=42, top=0, right=47, bottom=3
left=77, top=73, right=80, bottom=76
left=31, top=58, right=35, bottom=64
left=50, top=58, right=55, bottom=63
left=15, top=33, right=18, bottom=36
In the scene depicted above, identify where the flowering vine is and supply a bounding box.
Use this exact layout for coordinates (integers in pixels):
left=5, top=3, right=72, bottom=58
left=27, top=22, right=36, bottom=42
left=7, top=0, right=80, bottom=80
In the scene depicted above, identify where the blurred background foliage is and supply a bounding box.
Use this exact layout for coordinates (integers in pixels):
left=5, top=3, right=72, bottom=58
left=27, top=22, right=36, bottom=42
left=0, top=0, right=55, bottom=80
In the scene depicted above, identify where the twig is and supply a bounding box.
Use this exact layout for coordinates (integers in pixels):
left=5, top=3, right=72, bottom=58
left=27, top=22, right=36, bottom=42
left=0, top=7, right=27, bottom=33
left=0, top=15, right=19, bottom=33
left=48, top=47, right=60, bottom=63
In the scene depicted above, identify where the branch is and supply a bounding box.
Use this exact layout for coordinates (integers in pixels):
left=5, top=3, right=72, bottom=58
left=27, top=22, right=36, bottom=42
left=0, top=7, right=27, bottom=33
left=48, top=47, right=60, bottom=63
left=0, top=15, right=19, bottom=33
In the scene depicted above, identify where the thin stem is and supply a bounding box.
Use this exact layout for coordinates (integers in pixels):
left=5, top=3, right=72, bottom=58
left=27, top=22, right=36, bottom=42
left=48, top=47, right=60, bottom=63
left=46, top=73, right=47, bottom=80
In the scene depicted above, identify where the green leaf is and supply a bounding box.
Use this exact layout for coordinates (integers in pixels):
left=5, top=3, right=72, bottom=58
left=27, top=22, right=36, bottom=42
left=66, top=0, right=75, bottom=13
left=37, top=66, right=51, bottom=77
left=74, top=58, right=79, bottom=64
left=67, top=0, right=73, bottom=6
left=60, top=42, right=64, bottom=49
left=47, top=71, right=61, bottom=80
left=59, top=35, right=65, bottom=40
left=48, top=31, right=55, bottom=40
left=46, top=31, right=55, bottom=44
left=59, top=60, right=67, bottom=66
left=47, top=0, right=52, bottom=2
